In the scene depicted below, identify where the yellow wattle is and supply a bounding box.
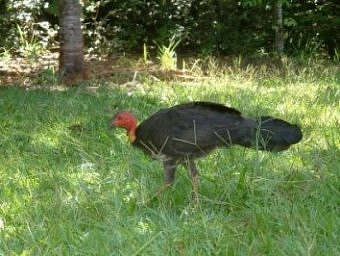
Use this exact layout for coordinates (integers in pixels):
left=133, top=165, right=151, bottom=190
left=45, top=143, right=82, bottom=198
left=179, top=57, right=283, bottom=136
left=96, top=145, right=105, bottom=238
left=128, top=130, right=136, bottom=143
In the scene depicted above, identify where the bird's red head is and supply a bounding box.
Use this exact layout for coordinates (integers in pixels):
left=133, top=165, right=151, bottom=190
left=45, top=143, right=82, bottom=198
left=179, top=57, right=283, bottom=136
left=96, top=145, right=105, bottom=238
left=111, top=111, right=138, bottom=143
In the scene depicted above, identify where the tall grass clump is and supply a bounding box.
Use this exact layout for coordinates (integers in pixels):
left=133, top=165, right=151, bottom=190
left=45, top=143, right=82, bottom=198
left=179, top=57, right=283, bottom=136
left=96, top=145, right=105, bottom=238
left=155, top=35, right=181, bottom=71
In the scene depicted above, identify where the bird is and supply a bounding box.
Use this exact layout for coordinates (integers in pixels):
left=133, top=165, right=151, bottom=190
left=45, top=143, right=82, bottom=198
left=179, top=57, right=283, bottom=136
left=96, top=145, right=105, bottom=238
left=110, top=101, right=302, bottom=202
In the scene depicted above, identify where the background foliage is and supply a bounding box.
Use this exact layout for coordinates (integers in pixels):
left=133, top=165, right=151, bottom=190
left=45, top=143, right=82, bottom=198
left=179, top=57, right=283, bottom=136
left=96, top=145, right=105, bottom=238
left=0, top=0, right=339, bottom=58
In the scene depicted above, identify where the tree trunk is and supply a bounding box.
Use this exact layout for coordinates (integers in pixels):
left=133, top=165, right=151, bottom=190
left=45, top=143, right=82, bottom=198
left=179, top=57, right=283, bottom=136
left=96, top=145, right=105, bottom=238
left=59, top=0, right=87, bottom=84
left=275, top=0, right=284, bottom=57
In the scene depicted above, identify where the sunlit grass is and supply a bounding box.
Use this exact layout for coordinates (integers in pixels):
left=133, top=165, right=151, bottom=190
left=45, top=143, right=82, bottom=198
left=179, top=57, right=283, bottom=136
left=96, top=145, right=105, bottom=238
left=0, top=58, right=339, bottom=255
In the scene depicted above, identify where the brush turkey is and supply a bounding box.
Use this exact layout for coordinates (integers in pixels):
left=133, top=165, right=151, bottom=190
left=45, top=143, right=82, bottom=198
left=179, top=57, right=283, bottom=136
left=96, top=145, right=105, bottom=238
left=110, top=101, right=302, bottom=201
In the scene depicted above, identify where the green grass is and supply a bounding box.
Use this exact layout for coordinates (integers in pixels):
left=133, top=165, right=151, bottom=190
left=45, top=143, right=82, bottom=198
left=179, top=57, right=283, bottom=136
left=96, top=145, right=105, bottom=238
left=0, top=59, right=339, bottom=255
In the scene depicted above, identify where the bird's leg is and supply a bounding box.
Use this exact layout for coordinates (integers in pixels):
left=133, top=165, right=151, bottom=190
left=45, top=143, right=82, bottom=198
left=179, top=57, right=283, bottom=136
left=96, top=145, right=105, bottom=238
left=147, top=160, right=177, bottom=203
left=185, top=160, right=200, bottom=204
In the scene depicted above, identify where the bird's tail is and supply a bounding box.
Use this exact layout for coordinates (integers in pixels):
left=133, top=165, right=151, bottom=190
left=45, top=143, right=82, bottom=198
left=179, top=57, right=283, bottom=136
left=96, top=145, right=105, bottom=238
left=254, top=116, right=303, bottom=152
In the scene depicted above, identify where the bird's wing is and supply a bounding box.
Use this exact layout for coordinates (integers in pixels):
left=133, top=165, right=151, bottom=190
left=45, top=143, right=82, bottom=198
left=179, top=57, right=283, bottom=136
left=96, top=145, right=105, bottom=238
left=163, top=108, right=254, bottom=157
left=136, top=101, right=254, bottom=158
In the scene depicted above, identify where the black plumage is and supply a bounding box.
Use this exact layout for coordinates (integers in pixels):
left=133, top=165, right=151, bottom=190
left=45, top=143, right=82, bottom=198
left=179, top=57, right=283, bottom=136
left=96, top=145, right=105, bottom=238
left=111, top=101, right=303, bottom=201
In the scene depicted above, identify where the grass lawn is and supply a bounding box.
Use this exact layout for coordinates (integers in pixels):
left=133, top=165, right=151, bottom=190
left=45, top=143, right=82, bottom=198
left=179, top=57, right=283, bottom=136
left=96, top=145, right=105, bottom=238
left=0, top=58, right=339, bottom=255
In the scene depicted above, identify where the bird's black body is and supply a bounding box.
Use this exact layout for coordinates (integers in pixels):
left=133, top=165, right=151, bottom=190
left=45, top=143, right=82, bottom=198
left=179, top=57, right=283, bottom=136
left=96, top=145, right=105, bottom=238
left=119, top=101, right=302, bottom=200
left=133, top=101, right=302, bottom=160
